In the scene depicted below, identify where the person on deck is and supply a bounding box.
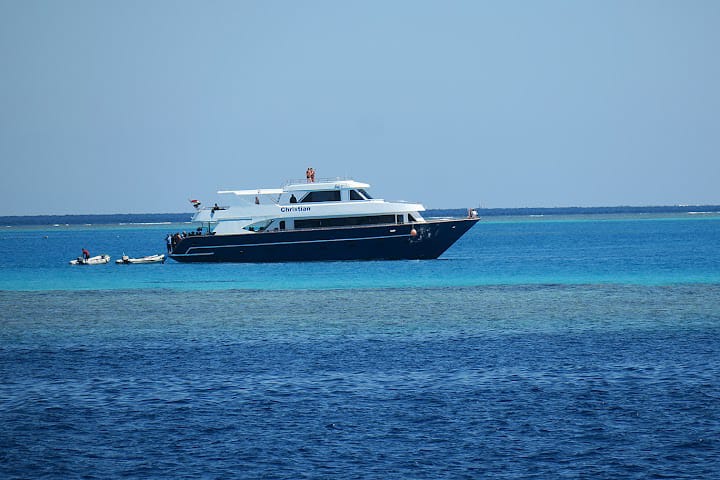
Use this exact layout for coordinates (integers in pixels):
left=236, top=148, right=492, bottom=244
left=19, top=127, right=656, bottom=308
left=82, top=248, right=90, bottom=260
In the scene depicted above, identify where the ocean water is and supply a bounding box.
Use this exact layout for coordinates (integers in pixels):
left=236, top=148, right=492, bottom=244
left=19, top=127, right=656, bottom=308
left=1, top=214, right=719, bottom=478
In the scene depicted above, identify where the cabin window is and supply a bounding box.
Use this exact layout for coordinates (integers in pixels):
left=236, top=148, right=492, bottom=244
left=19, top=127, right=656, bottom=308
left=349, top=190, right=365, bottom=200
left=295, top=215, right=396, bottom=229
left=408, top=214, right=417, bottom=222
left=279, top=221, right=285, bottom=230
left=300, top=190, right=341, bottom=203
left=357, top=189, right=372, bottom=199
left=243, top=220, right=272, bottom=232
left=396, top=215, right=404, bottom=224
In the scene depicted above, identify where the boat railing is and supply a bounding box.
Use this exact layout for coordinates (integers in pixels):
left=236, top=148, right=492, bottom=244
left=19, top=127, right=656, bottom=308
left=283, top=176, right=351, bottom=186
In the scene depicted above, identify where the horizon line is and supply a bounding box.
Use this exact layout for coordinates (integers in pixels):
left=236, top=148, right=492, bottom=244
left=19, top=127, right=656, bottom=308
left=2, top=204, right=720, bottom=219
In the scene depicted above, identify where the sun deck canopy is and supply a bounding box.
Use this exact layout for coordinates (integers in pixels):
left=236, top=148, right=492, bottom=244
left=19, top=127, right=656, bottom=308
left=218, top=179, right=370, bottom=196
left=218, top=188, right=284, bottom=196
left=283, top=180, right=370, bottom=192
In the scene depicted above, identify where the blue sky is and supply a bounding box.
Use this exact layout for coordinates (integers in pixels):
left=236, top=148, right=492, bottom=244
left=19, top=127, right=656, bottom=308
left=1, top=1, right=718, bottom=215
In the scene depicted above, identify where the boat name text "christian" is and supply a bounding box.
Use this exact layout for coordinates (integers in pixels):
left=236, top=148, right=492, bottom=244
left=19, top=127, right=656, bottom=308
left=280, top=206, right=311, bottom=213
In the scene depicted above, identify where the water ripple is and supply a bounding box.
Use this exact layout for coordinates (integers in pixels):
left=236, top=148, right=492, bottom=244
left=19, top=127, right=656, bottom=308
left=1, top=286, right=719, bottom=478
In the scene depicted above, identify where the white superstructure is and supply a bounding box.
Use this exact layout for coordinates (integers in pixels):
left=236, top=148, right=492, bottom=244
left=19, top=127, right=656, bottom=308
left=191, top=178, right=427, bottom=235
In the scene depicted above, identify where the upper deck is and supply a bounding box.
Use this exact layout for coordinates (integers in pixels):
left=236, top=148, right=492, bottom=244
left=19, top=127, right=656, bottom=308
left=191, top=178, right=426, bottom=234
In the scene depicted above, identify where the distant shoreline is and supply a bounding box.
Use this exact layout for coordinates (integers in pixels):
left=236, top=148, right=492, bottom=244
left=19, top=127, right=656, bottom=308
left=2, top=205, right=720, bottom=226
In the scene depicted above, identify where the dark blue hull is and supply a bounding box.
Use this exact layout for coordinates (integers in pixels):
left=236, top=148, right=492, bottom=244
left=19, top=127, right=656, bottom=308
left=169, top=218, right=478, bottom=263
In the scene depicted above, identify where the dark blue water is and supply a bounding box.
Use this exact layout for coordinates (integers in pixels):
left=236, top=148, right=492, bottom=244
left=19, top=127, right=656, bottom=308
left=1, top=214, right=719, bottom=478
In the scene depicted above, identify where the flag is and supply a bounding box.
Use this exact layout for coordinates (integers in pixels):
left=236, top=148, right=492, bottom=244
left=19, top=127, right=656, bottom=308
left=189, top=199, right=201, bottom=209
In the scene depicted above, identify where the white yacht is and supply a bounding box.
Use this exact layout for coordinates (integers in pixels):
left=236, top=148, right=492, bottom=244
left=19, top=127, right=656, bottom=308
left=169, top=177, right=478, bottom=262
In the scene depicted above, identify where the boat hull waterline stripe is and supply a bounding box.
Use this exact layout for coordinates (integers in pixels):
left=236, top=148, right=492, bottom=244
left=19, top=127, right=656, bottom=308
left=173, top=232, right=411, bottom=256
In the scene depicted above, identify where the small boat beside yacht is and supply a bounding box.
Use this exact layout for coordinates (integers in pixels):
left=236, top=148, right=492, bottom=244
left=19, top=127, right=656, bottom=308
left=69, top=254, right=111, bottom=265
left=115, top=254, right=166, bottom=264
left=168, top=176, right=479, bottom=263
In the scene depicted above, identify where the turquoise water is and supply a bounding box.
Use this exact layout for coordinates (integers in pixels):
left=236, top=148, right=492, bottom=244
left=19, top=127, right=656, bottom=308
left=1, top=214, right=719, bottom=478
left=1, top=214, right=719, bottom=290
